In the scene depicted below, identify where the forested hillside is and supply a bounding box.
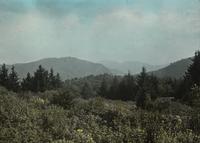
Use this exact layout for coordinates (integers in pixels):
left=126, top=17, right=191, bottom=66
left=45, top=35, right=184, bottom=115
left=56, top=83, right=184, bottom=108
left=101, top=60, right=164, bottom=75
left=0, top=51, right=200, bottom=143
left=4, top=57, right=110, bottom=80
left=152, top=58, right=193, bottom=79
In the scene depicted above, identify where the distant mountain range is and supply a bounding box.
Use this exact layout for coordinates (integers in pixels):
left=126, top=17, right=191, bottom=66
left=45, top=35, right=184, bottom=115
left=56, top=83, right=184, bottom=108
left=151, top=57, right=193, bottom=79
left=3, top=56, right=193, bottom=80
left=100, top=60, right=165, bottom=75
left=5, top=57, right=111, bottom=80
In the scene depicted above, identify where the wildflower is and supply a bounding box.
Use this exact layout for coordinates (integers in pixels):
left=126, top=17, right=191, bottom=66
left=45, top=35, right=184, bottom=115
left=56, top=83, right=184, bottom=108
left=77, top=129, right=83, bottom=133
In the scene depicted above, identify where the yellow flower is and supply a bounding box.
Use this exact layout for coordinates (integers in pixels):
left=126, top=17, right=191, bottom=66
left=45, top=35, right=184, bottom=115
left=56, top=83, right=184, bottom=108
left=77, top=129, right=83, bottom=133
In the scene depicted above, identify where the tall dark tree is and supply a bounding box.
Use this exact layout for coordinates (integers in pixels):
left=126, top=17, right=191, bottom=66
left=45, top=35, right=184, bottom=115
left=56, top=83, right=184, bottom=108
left=55, top=73, right=62, bottom=89
left=21, top=67, right=62, bottom=92
left=8, top=66, right=20, bottom=92
left=179, top=51, right=200, bottom=101
left=33, top=65, right=49, bottom=92
left=0, top=64, right=9, bottom=88
left=48, top=68, right=56, bottom=89
left=118, top=72, right=137, bottom=101
left=148, top=74, right=159, bottom=100
left=21, top=72, right=33, bottom=91
left=99, top=78, right=109, bottom=98
left=81, top=82, right=94, bottom=99
left=108, top=76, right=119, bottom=100
left=185, top=51, right=200, bottom=86
left=136, top=67, right=149, bottom=108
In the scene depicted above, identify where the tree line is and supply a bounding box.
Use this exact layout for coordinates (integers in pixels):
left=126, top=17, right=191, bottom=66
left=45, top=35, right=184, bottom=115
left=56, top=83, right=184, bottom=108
left=1, top=51, right=200, bottom=109
left=97, top=51, right=200, bottom=109
left=63, top=51, right=200, bottom=109
left=0, top=64, right=62, bottom=92
left=97, top=68, right=172, bottom=109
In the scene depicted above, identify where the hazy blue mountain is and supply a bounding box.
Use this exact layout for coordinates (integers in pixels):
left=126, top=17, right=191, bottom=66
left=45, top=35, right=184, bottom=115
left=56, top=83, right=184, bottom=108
left=5, top=57, right=111, bottom=80
left=3, top=56, right=194, bottom=80
left=100, top=60, right=165, bottom=75
left=151, top=57, right=193, bottom=78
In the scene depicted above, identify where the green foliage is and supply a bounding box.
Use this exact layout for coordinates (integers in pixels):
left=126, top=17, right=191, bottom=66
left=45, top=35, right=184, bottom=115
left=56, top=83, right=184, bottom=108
left=8, top=66, right=20, bottom=92
left=51, top=89, right=80, bottom=109
left=1, top=51, right=200, bottom=142
left=81, top=82, right=95, bottom=99
left=0, top=64, right=20, bottom=92
left=21, top=65, right=63, bottom=92
left=98, top=78, right=109, bottom=98
left=118, top=72, right=137, bottom=101
left=21, top=72, right=33, bottom=91
left=136, top=68, right=159, bottom=109
left=188, top=85, right=200, bottom=108
left=186, top=51, right=200, bottom=86
left=0, top=64, right=63, bottom=93
left=178, top=51, right=200, bottom=102
left=0, top=64, right=9, bottom=88
left=0, top=88, right=200, bottom=143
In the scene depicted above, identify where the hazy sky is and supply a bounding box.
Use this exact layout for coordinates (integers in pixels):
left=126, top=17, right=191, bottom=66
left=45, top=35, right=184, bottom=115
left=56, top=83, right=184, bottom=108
left=0, top=0, right=199, bottom=65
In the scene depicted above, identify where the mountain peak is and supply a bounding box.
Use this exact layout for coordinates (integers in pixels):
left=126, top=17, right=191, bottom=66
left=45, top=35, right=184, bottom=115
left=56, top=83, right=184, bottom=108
left=6, top=57, right=111, bottom=80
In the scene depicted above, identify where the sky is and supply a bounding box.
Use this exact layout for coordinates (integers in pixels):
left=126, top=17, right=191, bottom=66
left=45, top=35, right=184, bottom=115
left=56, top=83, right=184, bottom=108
left=0, top=0, right=199, bottom=65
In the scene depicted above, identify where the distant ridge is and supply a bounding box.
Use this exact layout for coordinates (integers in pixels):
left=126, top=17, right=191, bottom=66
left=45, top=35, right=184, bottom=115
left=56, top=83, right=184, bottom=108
left=151, top=57, right=193, bottom=79
left=101, top=60, right=165, bottom=75
left=4, top=57, right=111, bottom=80
left=2, top=56, right=194, bottom=80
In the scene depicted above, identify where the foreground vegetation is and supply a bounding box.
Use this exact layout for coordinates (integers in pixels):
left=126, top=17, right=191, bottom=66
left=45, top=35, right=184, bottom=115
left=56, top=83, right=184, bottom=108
left=0, top=51, right=200, bottom=142
left=0, top=87, right=200, bottom=143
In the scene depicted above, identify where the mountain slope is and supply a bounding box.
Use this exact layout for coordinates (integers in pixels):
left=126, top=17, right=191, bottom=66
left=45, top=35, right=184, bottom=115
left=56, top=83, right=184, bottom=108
left=101, top=60, right=165, bottom=75
left=152, top=57, right=193, bottom=78
left=6, top=57, right=111, bottom=80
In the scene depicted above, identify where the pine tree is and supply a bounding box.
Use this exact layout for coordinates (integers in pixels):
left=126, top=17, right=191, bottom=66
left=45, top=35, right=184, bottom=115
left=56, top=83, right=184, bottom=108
left=0, top=64, right=9, bottom=88
left=148, top=74, right=159, bottom=100
left=48, top=68, right=56, bottom=89
left=185, top=51, right=200, bottom=86
left=108, top=76, right=119, bottom=99
left=21, top=67, right=62, bottom=92
left=178, top=51, right=200, bottom=101
left=189, top=85, right=200, bottom=108
left=118, top=72, right=137, bottom=101
left=81, top=82, right=94, bottom=99
left=136, top=67, right=151, bottom=108
left=8, top=66, right=20, bottom=92
left=21, top=72, right=33, bottom=91
left=33, top=65, right=49, bottom=92
left=99, top=78, right=108, bottom=98
left=55, top=73, right=62, bottom=89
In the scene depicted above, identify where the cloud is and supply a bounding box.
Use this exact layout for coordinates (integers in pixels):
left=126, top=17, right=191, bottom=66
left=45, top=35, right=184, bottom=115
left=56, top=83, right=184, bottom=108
left=0, top=0, right=199, bottom=64
left=0, top=0, right=30, bottom=13
left=34, top=0, right=137, bottom=18
left=89, top=8, right=200, bottom=63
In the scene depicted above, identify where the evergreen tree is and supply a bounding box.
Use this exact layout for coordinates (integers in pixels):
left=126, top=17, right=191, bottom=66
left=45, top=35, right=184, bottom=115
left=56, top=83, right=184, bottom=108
left=118, top=72, right=137, bottom=101
left=185, top=51, right=200, bottom=86
left=21, top=67, right=62, bottom=92
left=0, top=64, right=9, bottom=88
left=81, top=82, right=94, bottom=99
left=48, top=68, right=56, bottom=89
left=188, top=85, right=200, bottom=108
left=148, top=74, right=159, bottom=100
left=178, top=51, right=200, bottom=101
left=136, top=67, right=151, bottom=108
left=8, top=66, right=20, bottom=92
left=108, top=76, right=119, bottom=100
left=33, top=65, right=49, bottom=92
left=21, top=72, right=33, bottom=91
left=55, top=73, right=62, bottom=89
left=99, top=78, right=109, bottom=98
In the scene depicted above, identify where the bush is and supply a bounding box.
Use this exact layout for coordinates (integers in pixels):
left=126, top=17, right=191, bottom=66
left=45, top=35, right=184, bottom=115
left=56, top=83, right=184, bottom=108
left=0, top=89, right=200, bottom=143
